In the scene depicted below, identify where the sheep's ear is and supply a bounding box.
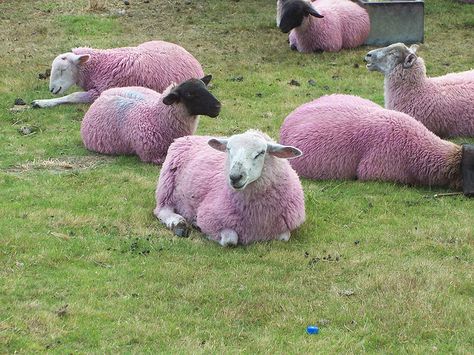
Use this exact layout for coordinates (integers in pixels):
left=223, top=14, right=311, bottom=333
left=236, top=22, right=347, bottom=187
left=306, top=6, right=324, bottom=18
left=71, top=54, right=90, bottom=66
left=162, top=92, right=179, bottom=105
left=201, top=75, right=212, bottom=86
left=403, top=53, right=417, bottom=69
left=267, top=143, right=302, bottom=159
left=208, top=138, right=228, bottom=152
left=409, top=44, right=419, bottom=53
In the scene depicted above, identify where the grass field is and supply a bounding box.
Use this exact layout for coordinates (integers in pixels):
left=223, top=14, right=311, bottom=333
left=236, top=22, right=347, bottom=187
left=1, top=0, right=473, bottom=352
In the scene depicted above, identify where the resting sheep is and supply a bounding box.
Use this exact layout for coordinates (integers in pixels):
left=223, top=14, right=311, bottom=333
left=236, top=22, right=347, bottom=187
left=365, top=43, right=474, bottom=137
left=81, top=76, right=221, bottom=164
left=154, top=130, right=306, bottom=246
left=277, top=0, right=370, bottom=53
left=279, top=94, right=474, bottom=195
left=32, top=41, right=204, bottom=108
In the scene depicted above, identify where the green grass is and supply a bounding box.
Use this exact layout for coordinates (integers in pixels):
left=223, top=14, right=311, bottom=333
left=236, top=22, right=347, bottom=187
left=1, top=0, right=473, bottom=352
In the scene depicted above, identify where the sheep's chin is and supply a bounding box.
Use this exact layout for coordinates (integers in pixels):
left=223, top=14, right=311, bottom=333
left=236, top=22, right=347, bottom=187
left=229, top=180, right=249, bottom=191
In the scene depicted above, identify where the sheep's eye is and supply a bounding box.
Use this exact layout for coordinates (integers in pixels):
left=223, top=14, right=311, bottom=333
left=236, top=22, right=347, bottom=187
left=254, top=151, right=265, bottom=159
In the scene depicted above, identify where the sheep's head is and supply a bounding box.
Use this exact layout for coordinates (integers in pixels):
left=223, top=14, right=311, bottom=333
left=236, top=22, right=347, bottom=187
left=279, top=0, right=323, bottom=33
left=162, top=75, right=221, bottom=118
left=365, top=43, right=419, bottom=75
left=208, top=131, right=302, bottom=191
left=49, top=52, right=90, bottom=95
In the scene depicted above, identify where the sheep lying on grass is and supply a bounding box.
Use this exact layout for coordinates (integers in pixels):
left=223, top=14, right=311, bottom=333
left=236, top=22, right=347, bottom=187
left=154, top=130, right=306, bottom=246
left=280, top=94, right=474, bottom=195
left=365, top=43, right=474, bottom=137
left=277, top=0, right=370, bottom=53
left=81, top=76, right=221, bottom=164
left=32, top=41, right=204, bottom=108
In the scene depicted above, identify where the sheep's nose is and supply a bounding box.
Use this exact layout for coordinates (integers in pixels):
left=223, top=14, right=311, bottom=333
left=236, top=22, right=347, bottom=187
left=230, top=173, right=243, bottom=184
left=50, top=87, right=54, bottom=93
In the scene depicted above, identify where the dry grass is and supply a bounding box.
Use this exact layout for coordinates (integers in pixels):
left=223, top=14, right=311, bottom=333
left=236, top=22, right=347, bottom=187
left=4, top=156, right=113, bottom=173
left=87, top=0, right=108, bottom=12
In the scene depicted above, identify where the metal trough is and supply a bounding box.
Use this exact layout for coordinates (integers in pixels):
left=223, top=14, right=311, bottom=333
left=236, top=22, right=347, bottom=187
left=358, top=0, right=424, bottom=46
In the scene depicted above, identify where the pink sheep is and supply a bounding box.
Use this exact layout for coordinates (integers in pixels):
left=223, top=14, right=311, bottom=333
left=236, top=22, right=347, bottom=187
left=81, top=76, right=221, bottom=165
left=365, top=43, right=474, bottom=137
left=32, top=41, right=204, bottom=108
left=154, top=130, right=306, bottom=246
left=279, top=94, right=474, bottom=195
left=278, top=0, right=370, bottom=53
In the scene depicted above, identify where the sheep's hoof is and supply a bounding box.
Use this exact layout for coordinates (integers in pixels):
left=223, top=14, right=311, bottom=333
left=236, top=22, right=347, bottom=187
left=290, top=44, right=297, bottom=51
left=31, top=101, right=41, bottom=109
left=173, top=221, right=190, bottom=238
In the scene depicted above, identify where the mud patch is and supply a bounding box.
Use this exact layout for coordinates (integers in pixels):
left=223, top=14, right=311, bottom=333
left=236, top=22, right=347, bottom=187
left=4, top=156, right=113, bottom=173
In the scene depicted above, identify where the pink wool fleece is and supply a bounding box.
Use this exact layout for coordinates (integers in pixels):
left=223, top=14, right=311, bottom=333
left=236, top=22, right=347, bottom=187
left=73, top=41, right=204, bottom=101
left=289, top=0, right=369, bottom=52
left=385, top=58, right=474, bottom=138
left=155, top=134, right=306, bottom=245
left=81, top=85, right=198, bottom=164
left=280, top=94, right=462, bottom=188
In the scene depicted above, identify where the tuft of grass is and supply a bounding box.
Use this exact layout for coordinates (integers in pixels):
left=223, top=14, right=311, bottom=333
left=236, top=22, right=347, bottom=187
left=87, top=0, right=108, bottom=12
left=0, top=0, right=473, bottom=353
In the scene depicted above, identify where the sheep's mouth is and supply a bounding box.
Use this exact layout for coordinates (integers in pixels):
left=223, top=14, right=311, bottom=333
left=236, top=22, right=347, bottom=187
left=53, top=86, right=62, bottom=95
left=230, top=181, right=247, bottom=191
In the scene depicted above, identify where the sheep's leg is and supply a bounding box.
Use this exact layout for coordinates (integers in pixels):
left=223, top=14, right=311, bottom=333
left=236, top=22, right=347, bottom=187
left=32, top=90, right=96, bottom=108
left=277, top=231, right=290, bottom=242
left=155, top=206, right=190, bottom=237
left=217, top=229, right=238, bottom=247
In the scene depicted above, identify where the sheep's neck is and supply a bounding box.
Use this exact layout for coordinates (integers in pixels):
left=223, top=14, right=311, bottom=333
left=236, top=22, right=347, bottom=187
left=384, top=58, right=427, bottom=108
left=160, top=102, right=198, bottom=136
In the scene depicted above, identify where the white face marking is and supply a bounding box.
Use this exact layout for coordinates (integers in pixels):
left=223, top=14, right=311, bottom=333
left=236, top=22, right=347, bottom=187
left=224, top=134, right=268, bottom=190
left=364, top=43, right=412, bottom=75
left=49, top=53, right=83, bottom=95
left=208, top=131, right=302, bottom=191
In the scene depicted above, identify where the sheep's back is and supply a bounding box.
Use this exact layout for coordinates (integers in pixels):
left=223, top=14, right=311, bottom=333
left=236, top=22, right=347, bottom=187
left=75, top=41, right=204, bottom=94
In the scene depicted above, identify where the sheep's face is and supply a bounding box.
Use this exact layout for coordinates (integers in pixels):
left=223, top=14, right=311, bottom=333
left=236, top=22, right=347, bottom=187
left=365, top=43, right=419, bottom=75
left=49, top=53, right=90, bottom=95
left=162, top=75, right=221, bottom=118
left=208, top=132, right=302, bottom=191
left=279, top=0, right=323, bottom=33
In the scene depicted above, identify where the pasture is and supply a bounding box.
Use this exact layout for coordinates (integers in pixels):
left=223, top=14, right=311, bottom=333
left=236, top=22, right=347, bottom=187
left=1, top=0, right=473, bottom=352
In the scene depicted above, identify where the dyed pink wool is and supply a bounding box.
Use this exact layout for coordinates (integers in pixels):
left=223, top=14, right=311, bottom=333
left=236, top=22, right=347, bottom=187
left=81, top=85, right=197, bottom=164
left=289, top=0, right=370, bottom=52
left=280, top=94, right=462, bottom=188
left=73, top=41, right=204, bottom=101
left=155, top=134, right=306, bottom=245
left=385, top=58, right=474, bottom=137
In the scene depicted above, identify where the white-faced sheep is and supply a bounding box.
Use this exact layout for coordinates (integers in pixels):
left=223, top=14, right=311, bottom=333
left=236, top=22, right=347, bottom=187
left=81, top=76, right=221, bottom=164
left=154, top=130, right=306, bottom=246
left=277, top=0, right=370, bottom=52
left=279, top=94, right=474, bottom=196
left=32, top=41, right=204, bottom=108
left=365, top=43, right=474, bottom=137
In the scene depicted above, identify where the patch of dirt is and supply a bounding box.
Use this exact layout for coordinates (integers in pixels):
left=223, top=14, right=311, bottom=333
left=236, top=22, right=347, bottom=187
left=4, top=156, right=113, bottom=173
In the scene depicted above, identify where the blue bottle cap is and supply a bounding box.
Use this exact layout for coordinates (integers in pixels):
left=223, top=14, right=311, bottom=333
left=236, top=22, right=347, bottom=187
left=306, top=325, right=319, bottom=334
